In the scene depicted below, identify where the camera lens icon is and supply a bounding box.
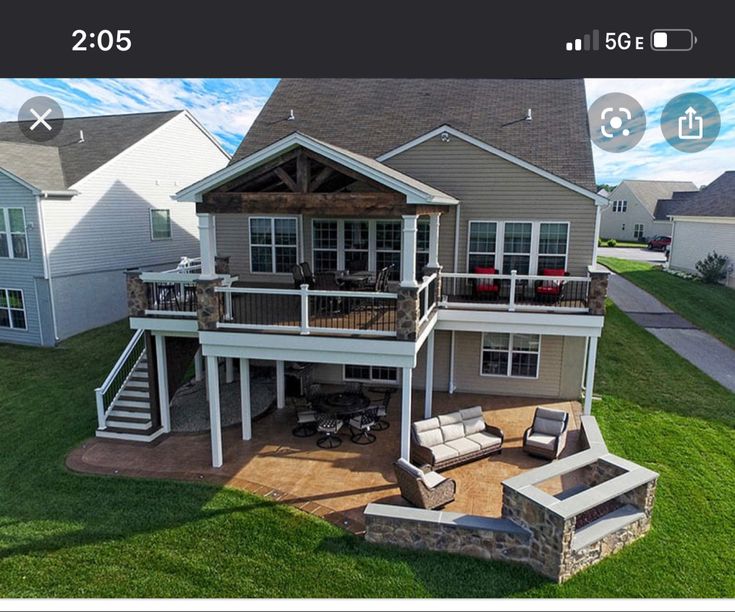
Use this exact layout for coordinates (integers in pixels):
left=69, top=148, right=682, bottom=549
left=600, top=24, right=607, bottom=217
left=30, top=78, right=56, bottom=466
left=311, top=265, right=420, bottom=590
left=589, top=93, right=646, bottom=153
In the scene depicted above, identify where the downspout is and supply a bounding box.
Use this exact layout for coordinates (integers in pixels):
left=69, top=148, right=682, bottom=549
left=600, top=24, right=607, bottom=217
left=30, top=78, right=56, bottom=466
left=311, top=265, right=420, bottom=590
left=35, top=195, right=59, bottom=344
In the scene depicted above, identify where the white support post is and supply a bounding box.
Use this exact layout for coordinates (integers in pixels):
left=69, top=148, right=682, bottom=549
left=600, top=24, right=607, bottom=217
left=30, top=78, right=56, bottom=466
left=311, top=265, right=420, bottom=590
left=400, top=367, right=413, bottom=460
left=206, top=355, right=223, bottom=468
left=299, top=283, right=311, bottom=334
left=428, top=214, right=441, bottom=269
left=508, top=269, right=517, bottom=311
left=448, top=330, right=456, bottom=394
left=584, top=336, right=599, bottom=415
left=194, top=348, right=203, bottom=382
left=95, top=389, right=106, bottom=430
left=276, top=360, right=286, bottom=409
left=240, top=357, right=252, bottom=440
left=401, top=214, right=419, bottom=288
left=154, top=334, right=170, bottom=433
left=424, top=330, right=435, bottom=419
left=225, top=358, right=234, bottom=384
left=198, top=213, right=216, bottom=278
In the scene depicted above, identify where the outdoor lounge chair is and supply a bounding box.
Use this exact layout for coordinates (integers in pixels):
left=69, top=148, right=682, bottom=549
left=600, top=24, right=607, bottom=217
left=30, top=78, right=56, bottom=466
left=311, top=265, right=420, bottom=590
left=471, top=266, right=500, bottom=300
left=522, top=406, right=569, bottom=459
left=393, top=458, right=456, bottom=509
left=534, top=268, right=569, bottom=303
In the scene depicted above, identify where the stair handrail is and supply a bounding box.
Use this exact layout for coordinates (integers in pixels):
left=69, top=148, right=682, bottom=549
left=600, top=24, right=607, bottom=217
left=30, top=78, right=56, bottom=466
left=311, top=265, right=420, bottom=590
left=95, top=329, right=146, bottom=430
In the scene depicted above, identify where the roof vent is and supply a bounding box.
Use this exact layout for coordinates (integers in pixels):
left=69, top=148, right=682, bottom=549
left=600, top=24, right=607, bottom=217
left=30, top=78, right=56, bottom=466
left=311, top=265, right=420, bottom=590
left=287, top=109, right=295, bottom=121
left=78, top=129, right=85, bottom=143
left=525, top=108, right=533, bottom=121
left=440, top=131, right=451, bottom=142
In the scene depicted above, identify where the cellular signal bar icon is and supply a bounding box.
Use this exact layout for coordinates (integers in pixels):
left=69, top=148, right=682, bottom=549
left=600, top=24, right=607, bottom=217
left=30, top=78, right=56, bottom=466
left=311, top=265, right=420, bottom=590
left=565, top=29, right=600, bottom=51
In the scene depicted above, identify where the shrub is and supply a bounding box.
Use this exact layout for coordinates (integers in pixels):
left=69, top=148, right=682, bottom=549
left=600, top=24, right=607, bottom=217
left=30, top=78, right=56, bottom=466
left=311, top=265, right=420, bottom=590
left=695, top=251, right=732, bottom=284
left=598, top=238, right=604, bottom=247
left=607, top=239, right=617, bottom=247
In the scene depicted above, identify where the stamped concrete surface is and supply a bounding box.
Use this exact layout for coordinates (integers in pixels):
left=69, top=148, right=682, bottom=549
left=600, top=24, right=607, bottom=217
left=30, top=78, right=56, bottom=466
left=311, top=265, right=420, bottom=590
left=604, top=266, right=735, bottom=393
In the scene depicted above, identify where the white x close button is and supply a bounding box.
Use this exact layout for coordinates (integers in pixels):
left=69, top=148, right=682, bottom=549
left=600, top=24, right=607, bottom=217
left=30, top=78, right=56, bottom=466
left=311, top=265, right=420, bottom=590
left=18, top=96, right=64, bottom=142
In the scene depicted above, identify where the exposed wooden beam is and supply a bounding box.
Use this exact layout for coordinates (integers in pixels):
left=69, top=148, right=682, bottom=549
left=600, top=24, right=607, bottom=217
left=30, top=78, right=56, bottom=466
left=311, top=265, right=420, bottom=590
left=273, top=167, right=298, bottom=192
left=296, top=150, right=311, bottom=193
left=218, top=149, right=299, bottom=192
left=198, top=191, right=449, bottom=217
left=301, top=149, right=394, bottom=193
left=308, top=167, right=335, bottom=192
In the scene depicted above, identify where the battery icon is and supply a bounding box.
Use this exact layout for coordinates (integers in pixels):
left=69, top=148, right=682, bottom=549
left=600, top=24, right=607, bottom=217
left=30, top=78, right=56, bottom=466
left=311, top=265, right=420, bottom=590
left=651, top=29, right=696, bottom=51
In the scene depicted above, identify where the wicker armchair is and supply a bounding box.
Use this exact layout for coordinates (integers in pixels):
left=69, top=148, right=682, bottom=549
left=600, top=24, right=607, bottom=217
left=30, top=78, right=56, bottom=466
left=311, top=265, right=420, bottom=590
left=393, top=459, right=456, bottom=510
left=522, top=406, right=569, bottom=459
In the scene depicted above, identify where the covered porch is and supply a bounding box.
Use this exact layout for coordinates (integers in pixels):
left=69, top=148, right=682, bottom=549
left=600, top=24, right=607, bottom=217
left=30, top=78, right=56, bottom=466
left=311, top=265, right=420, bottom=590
left=71, top=391, right=582, bottom=533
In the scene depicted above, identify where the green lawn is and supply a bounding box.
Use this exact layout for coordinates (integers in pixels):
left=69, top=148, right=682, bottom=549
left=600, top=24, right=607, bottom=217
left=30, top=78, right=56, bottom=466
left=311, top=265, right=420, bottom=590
left=1, top=309, right=734, bottom=597
left=600, top=240, right=646, bottom=249
left=599, top=256, right=735, bottom=349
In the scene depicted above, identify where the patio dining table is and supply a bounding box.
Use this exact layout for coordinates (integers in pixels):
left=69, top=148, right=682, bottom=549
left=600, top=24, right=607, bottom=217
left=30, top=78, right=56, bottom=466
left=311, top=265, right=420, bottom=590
left=338, top=271, right=373, bottom=290
left=317, top=391, right=370, bottom=420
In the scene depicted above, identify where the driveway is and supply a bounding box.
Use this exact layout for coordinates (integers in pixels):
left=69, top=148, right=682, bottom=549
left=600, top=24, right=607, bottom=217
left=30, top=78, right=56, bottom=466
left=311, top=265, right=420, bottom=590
left=598, top=247, right=666, bottom=264
left=604, top=267, right=735, bottom=393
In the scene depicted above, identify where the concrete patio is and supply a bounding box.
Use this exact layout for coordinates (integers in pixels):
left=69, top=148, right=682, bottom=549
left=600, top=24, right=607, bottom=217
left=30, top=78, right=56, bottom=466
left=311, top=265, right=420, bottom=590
left=68, top=391, right=582, bottom=533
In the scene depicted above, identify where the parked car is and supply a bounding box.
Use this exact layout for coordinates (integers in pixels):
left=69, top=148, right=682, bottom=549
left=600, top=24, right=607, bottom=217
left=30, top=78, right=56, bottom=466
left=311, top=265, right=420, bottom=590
left=648, top=235, right=672, bottom=251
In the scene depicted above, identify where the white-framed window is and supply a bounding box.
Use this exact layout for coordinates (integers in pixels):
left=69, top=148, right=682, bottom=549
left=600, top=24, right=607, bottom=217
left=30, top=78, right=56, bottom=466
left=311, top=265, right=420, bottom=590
left=344, top=364, right=399, bottom=384
left=149, top=209, right=172, bottom=240
left=612, top=200, right=628, bottom=213
left=468, top=221, right=497, bottom=271
left=344, top=220, right=370, bottom=272
left=416, top=219, right=430, bottom=273
left=468, top=220, right=569, bottom=275
left=538, top=222, right=569, bottom=271
left=249, top=216, right=299, bottom=274
left=633, top=224, right=644, bottom=239
left=375, top=220, right=402, bottom=277
left=0, top=288, right=27, bottom=330
left=0, top=207, right=29, bottom=259
left=481, top=332, right=540, bottom=378
left=313, top=219, right=338, bottom=271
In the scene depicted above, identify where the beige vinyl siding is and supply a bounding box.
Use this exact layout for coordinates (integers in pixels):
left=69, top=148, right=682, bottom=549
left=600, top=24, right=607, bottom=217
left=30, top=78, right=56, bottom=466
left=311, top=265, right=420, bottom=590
left=670, top=219, right=735, bottom=288
left=450, top=332, right=584, bottom=399
left=384, top=135, right=597, bottom=275
left=413, top=330, right=451, bottom=391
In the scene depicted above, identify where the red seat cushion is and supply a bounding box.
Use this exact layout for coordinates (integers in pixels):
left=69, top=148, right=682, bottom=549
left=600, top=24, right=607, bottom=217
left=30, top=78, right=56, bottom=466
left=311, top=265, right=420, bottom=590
left=536, top=284, right=561, bottom=295
left=473, top=266, right=499, bottom=292
left=542, top=268, right=566, bottom=277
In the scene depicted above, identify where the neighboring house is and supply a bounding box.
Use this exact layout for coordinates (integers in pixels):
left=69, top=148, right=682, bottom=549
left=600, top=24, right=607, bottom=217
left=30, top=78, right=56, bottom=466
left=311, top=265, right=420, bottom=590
left=95, top=79, right=609, bottom=472
left=600, top=180, right=698, bottom=242
left=664, top=171, right=735, bottom=288
left=0, top=110, right=229, bottom=346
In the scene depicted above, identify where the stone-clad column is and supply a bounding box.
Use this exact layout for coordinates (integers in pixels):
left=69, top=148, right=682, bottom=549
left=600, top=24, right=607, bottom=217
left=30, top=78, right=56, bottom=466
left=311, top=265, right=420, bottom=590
left=396, top=286, right=419, bottom=341
left=587, top=266, right=610, bottom=315
left=196, top=277, right=224, bottom=330
left=125, top=269, right=148, bottom=317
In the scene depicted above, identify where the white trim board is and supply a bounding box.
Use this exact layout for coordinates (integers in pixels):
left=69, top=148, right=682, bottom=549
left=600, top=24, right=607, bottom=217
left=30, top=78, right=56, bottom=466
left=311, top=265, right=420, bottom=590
left=377, top=125, right=606, bottom=206
left=129, top=317, right=198, bottom=335
left=175, top=131, right=459, bottom=205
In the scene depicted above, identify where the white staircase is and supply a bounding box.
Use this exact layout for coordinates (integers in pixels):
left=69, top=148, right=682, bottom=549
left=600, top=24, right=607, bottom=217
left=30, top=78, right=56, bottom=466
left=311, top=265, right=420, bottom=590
left=95, top=330, right=165, bottom=442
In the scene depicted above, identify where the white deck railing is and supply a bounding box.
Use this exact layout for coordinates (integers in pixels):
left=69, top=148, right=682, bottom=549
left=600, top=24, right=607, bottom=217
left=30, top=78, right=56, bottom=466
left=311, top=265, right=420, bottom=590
left=95, top=329, right=146, bottom=429
left=216, top=284, right=399, bottom=337
left=417, top=272, right=439, bottom=326
left=441, top=271, right=591, bottom=313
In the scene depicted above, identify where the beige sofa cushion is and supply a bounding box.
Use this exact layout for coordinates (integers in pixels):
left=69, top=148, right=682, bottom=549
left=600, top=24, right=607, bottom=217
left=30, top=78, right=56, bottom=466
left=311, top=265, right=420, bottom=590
left=412, top=418, right=444, bottom=448
left=429, top=443, right=460, bottom=463
left=533, top=407, right=567, bottom=436
left=460, top=406, right=486, bottom=435
left=526, top=432, right=556, bottom=451
left=421, top=470, right=447, bottom=489
left=438, top=413, right=465, bottom=441
left=446, top=438, right=481, bottom=455
left=468, top=431, right=502, bottom=450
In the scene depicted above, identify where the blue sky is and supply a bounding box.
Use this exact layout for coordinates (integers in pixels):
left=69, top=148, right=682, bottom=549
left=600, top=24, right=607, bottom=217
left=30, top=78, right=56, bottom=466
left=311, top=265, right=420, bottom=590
left=1, top=78, right=732, bottom=186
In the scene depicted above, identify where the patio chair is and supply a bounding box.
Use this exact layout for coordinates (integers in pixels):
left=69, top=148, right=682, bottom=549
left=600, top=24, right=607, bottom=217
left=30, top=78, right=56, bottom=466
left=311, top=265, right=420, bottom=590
left=292, top=405, right=318, bottom=437
left=522, top=406, right=569, bottom=460
left=300, top=261, right=317, bottom=289
left=534, top=268, right=569, bottom=304
left=316, top=416, right=344, bottom=449
left=393, top=458, right=456, bottom=510
left=292, top=264, right=307, bottom=289
left=344, top=381, right=364, bottom=395
left=348, top=408, right=378, bottom=445
left=366, top=388, right=393, bottom=431
left=471, top=266, right=500, bottom=300
left=306, top=383, right=324, bottom=405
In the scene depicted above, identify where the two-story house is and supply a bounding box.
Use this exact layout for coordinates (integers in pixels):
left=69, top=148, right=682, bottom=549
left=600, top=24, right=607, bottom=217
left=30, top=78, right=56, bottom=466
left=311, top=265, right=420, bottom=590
left=600, top=179, right=698, bottom=242
left=96, top=79, right=609, bottom=470
left=0, top=110, right=229, bottom=346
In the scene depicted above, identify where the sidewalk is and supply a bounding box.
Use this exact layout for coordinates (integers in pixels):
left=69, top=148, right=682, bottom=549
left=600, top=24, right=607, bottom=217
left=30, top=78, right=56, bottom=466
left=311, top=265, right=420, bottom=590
left=605, top=268, right=735, bottom=393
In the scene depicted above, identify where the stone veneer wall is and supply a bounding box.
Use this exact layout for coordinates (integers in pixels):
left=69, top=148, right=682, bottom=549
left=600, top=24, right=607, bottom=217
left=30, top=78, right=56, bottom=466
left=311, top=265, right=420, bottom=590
left=587, top=266, right=610, bottom=315
left=364, top=416, right=659, bottom=582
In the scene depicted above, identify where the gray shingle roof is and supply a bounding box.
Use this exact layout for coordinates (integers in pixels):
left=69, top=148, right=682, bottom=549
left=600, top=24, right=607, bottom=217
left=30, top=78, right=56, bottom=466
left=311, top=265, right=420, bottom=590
left=619, top=180, right=698, bottom=216
left=0, top=142, right=66, bottom=191
left=0, top=110, right=181, bottom=189
left=655, top=172, right=735, bottom=219
left=232, top=79, right=597, bottom=191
